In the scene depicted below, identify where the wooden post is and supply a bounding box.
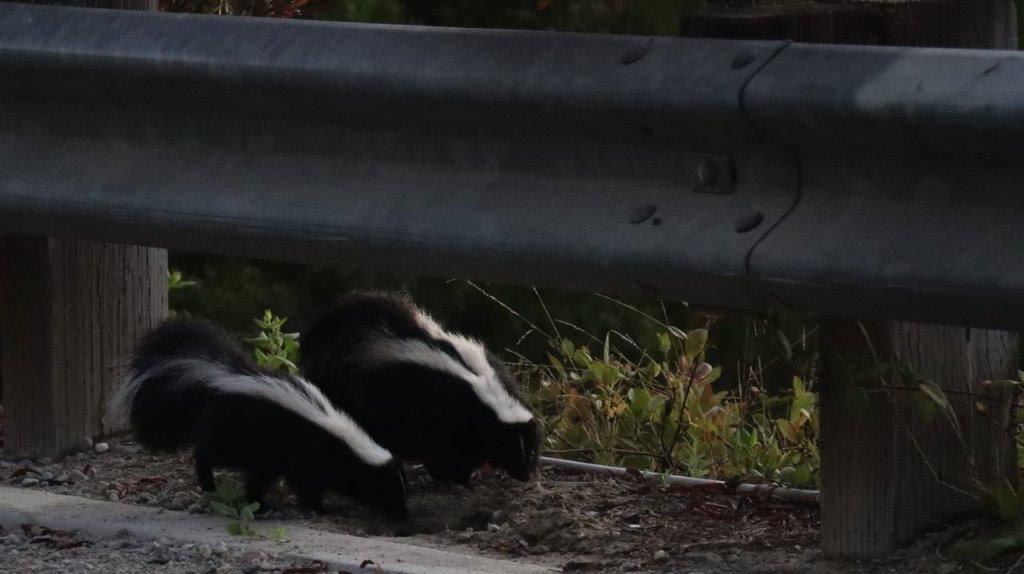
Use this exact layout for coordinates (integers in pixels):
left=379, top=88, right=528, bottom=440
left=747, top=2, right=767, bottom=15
left=819, top=321, right=1017, bottom=557
left=1, top=0, right=165, bottom=458
left=1, top=238, right=167, bottom=457
left=683, top=0, right=1020, bottom=559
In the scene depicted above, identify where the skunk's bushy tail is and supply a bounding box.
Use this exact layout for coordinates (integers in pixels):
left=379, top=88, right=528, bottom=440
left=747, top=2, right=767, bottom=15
left=107, top=319, right=256, bottom=452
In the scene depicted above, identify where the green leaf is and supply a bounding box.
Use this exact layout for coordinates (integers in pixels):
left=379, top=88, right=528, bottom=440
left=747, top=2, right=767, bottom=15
left=704, top=366, right=722, bottom=384
left=684, top=329, right=708, bottom=360
left=627, top=387, right=651, bottom=417
left=226, top=522, right=245, bottom=536
left=265, top=526, right=288, bottom=543
left=918, top=381, right=950, bottom=411
left=560, top=338, right=575, bottom=358
left=210, top=501, right=238, bottom=519
left=657, top=333, right=672, bottom=355
left=639, top=361, right=661, bottom=379
left=240, top=501, right=261, bottom=521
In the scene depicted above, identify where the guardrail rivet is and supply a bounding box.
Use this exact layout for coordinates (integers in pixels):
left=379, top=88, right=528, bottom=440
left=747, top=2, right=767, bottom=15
left=731, top=51, right=756, bottom=70
left=697, top=158, right=719, bottom=187
left=629, top=204, right=658, bottom=224
left=734, top=211, right=763, bottom=233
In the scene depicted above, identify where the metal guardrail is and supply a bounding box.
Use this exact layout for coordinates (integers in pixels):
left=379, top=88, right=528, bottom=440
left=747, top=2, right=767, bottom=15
left=0, top=2, right=1020, bottom=327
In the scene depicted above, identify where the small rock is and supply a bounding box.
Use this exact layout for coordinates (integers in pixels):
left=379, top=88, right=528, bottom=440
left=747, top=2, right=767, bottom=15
left=455, top=532, right=473, bottom=542
left=167, top=492, right=192, bottom=511
left=38, top=471, right=55, bottom=483
left=517, top=509, right=573, bottom=544
left=107, top=490, right=120, bottom=502
left=490, top=509, right=507, bottom=523
left=213, top=541, right=228, bottom=555
left=654, top=549, right=668, bottom=562
left=94, top=442, right=109, bottom=454
left=79, top=437, right=93, bottom=451
left=54, top=472, right=72, bottom=484
left=196, top=544, right=213, bottom=559
left=20, top=477, right=39, bottom=487
left=518, top=539, right=530, bottom=549
left=486, top=523, right=501, bottom=533
left=38, top=457, right=53, bottom=466
left=188, top=503, right=204, bottom=514
left=530, top=545, right=550, bottom=555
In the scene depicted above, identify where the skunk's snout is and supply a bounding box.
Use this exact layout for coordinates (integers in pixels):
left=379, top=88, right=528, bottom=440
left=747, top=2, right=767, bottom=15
left=502, top=420, right=540, bottom=481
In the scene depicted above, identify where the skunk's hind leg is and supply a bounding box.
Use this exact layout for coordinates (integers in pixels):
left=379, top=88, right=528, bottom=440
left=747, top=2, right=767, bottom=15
left=194, top=446, right=215, bottom=492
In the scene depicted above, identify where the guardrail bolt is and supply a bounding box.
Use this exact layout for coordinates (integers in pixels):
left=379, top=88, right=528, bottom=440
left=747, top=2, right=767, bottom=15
left=697, top=158, right=719, bottom=187
left=734, top=211, right=764, bottom=233
left=629, top=204, right=657, bottom=224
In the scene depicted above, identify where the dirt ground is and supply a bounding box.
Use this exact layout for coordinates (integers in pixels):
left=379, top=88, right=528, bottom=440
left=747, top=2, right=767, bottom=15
left=0, top=437, right=987, bottom=573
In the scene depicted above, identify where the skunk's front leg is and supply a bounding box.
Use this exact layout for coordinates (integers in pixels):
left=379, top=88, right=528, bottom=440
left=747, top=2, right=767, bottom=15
left=194, top=446, right=215, bottom=492
left=287, top=476, right=324, bottom=512
left=245, top=472, right=275, bottom=507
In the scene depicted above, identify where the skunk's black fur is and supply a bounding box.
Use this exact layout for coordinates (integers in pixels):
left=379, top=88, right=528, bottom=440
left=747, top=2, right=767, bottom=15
left=109, top=319, right=408, bottom=521
left=300, top=292, right=540, bottom=485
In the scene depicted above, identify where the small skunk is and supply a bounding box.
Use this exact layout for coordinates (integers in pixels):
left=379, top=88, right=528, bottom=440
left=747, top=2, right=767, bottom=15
left=107, top=319, right=408, bottom=521
left=299, top=292, right=540, bottom=485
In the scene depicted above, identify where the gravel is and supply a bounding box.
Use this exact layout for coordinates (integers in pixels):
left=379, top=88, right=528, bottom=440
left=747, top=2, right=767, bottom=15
left=0, top=437, right=985, bottom=572
left=0, top=522, right=327, bottom=573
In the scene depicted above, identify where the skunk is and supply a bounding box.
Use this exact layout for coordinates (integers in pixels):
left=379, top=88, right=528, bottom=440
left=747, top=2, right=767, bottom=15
left=299, top=292, right=540, bottom=485
left=107, top=319, right=408, bottom=521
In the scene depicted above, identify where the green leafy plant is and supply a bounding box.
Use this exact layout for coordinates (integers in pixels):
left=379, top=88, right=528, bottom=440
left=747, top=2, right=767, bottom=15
left=496, top=288, right=820, bottom=488
left=207, top=475, right=289, bottom=541
left=167, top=269, right=199, bottom=318
left=168, top=269, right=199, bottom=293
left=208, top=475, right=262, bottom=536
left=247, top=310, right=301, bottom=374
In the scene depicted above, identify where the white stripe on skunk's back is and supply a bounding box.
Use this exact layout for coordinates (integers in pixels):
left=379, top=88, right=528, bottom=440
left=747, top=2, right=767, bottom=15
left=119, top=359, right=394, bottom=466
left=360, top=310, right=534, bottom=425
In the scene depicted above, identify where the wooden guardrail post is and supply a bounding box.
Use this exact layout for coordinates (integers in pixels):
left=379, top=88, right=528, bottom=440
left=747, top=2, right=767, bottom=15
left=1, top=0, right=165, bottom=459
left=1, top=237, right=167, bottom=457
left=684, top=0, right=1020, bottom=558
left=819, top=321, right=1017, bottom=556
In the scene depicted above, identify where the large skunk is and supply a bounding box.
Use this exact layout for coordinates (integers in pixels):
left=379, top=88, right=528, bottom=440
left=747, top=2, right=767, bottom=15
left=299, top=292, right=540, bottom=485
left=107, top=319, right=408, bottom=521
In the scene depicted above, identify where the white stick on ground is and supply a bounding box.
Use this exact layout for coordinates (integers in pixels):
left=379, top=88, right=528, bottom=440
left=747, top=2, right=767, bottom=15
left=540, top=456, right=820, bottom=506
